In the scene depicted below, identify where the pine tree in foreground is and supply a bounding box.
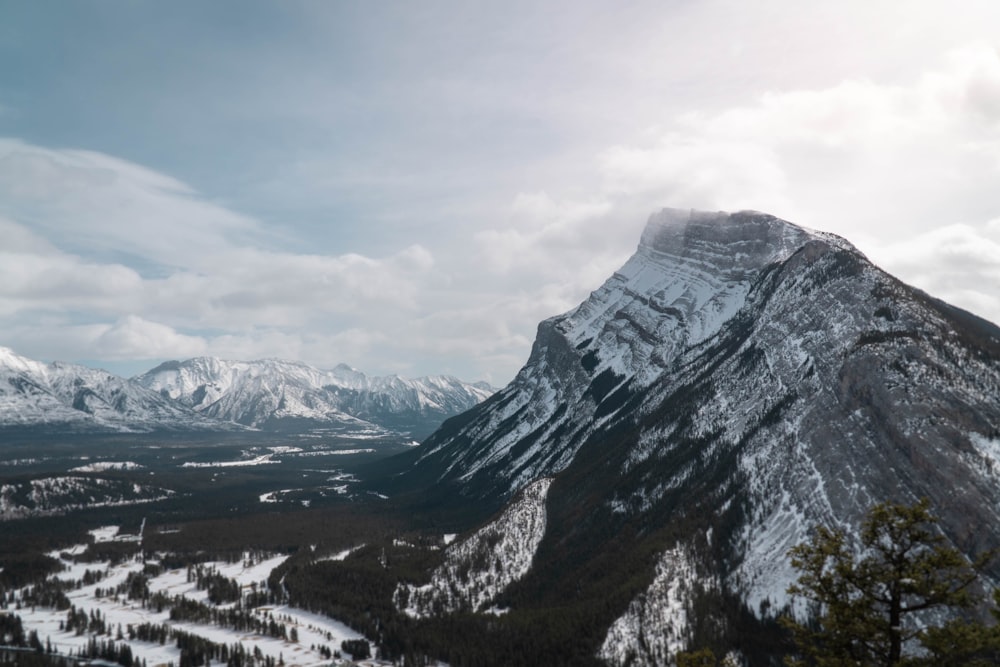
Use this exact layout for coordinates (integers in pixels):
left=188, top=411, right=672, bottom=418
left=782, top=498, right=997, bottom=666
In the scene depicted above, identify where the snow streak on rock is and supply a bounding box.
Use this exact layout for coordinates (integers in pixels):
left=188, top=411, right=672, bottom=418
left=600, top=546, right=709, bottom=667
left=395, top=477, right=552, bottom=617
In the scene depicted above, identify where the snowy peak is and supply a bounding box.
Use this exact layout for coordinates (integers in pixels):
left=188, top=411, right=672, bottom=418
left=0, top=349, right=492, bottom=437
left=135, top=357, right=494, bottom=437
left=0, top=348, right=217, bottom=431
left=560, top=209, right=847, bottom=374
left=402, top=209, right=864, bottom=498
left=638, top=208, right=849, bottom=275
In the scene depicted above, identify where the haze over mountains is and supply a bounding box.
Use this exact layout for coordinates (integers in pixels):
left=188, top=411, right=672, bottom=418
left=0, top=348, right=493, bottom=437
left=372, top=208, right=1000, bottom=664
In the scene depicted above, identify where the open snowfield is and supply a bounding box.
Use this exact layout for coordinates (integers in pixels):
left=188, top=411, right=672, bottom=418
left=12, top=527, right=381, bottom=667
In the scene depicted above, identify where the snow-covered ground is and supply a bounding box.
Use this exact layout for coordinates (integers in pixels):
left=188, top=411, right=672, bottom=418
left=180, top=453, right=279, bottom=468
left=0, top=476, right=173, bottom=520
left=12, top=527, right=380, bottom=667
left=69, top=461, right=145, bottom=472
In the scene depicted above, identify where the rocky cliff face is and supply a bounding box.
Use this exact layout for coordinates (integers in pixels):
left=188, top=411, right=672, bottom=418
left=380, top=208, right=1000, bottom=664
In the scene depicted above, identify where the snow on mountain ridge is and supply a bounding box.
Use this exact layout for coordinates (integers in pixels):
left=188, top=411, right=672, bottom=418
left=0, top=347, right=216, bottom=431
left=136, top=356, right=494, bottom=436
left=415, top=208, right=843, bottom=493
left=563, top=209, right=850, bottom=371
left=386, top=207, right=1000, bottom=663
left=599, top=546, right=714, bottom=666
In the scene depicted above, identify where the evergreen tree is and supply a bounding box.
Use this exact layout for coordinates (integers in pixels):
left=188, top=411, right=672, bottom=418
left=783, top=498, right=989, bottom=666
left=676, top=648, right=718, bottom=666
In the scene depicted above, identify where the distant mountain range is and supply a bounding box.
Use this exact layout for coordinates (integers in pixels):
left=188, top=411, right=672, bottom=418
left=0, top=347, right=222, bottom=432
left=0, top=348, right=493, bottom=437
left=136, top=357, right=494, bottom=438
left=371, top=208, right=1000, bottom=665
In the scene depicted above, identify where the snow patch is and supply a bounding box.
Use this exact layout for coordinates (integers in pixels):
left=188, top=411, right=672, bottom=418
left=181, top=453, right=278, bottom=468
left=70, top=461, right=144, bottom=472
left=599, top=546, right=707, bottom=667
left=395, top=477, right=552, bottom=617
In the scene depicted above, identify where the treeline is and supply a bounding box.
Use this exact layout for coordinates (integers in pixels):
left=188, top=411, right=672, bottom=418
left=7, top=576, right=73, bottom=611
left=130, top=623, right=287, bottom=667
left=277, top=540, right=611, bottom=666
left=0, top=613, right=139, bottom=667
left=271, top=489, right=787, bottom=667
left=0, top=612, right=26, bottom=648
left=64, top=605, right=112, bottom=636
left=190, top=565, right=242, bottom=604
left=277, top=541, right=441, bottom=639
left=168, top=597, right=292, bottom=640
left=143, top=505, right=401, bottom=559
left=0, top=552, right=63, bottom=590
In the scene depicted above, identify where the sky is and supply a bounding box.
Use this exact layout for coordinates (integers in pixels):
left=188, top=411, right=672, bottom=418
left=2, top=1, right=1000, bottom=385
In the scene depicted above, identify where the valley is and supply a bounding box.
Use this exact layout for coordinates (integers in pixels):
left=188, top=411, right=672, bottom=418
left=0, top=431, right=419, bottom=666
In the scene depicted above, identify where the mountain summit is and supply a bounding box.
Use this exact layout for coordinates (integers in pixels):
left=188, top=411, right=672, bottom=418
left=389, top=209, right=857, bottom=496
left=376, top=208, right=1000, bottom=664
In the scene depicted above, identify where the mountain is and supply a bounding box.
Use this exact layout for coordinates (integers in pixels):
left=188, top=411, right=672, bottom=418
left=0, top=347, right=219, bottom=432
left=374, top=208, right=1000, bottom=664
left=134, top=357, right=494, bottom=438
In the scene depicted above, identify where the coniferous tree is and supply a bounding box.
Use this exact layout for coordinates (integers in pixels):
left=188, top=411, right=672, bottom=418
left=676, top=647, right=717, bottom=666
left=783, top=498, right=989, bottom=666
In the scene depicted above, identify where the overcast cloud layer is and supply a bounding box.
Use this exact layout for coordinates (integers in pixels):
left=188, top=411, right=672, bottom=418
left=2, top=1, right=1000, bottom=384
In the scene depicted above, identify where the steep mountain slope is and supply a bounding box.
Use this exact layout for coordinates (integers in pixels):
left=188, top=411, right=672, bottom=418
left=0, top=347, right=218, bottom=432
left=135, top=357, right=494, bottom=438
left=375, top=208, right=1000, bottom=664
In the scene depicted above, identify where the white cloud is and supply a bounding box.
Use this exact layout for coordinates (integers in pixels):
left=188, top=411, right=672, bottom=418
left=0, top=139, right=258, bottom=271
left=0, top=238, right=145, bottom=316
left=474, top=44, right=1000, bottom=334
left=866, top=223, right=1000, bottom=321
left=0, top=141, right=445, bottom=375
left=4, top=28, right=1000, bottom=384
left=91, top=316, right=208, bottom=361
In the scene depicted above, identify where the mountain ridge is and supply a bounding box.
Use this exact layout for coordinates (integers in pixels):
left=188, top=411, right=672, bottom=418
left=369, top=207, right=1000, bottom=665
left=135, top=356, right=494, bottom=438
left=0, top=346, right=221, bottom=432
left=0, top=348, right=494, bottom=437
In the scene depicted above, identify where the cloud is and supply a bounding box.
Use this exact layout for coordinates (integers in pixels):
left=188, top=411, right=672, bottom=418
left=474, top=44, right=1000, bottom=334
left=92, top=316, right=208, bottom=361
left=0, top=141, right=442, bottom=374
left=0, top=139, right=259, bottom=271
left=4, top=34, right=1000, bottom=384
left=867, top=223, right=1000, bottom=320
left=0, top=224, right=145, bottom=316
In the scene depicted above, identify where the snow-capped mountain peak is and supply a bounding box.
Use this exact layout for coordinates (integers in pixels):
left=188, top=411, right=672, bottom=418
left=0, top=347, right=218, bottom=431
left=135, top=357, right=494, bottom=437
